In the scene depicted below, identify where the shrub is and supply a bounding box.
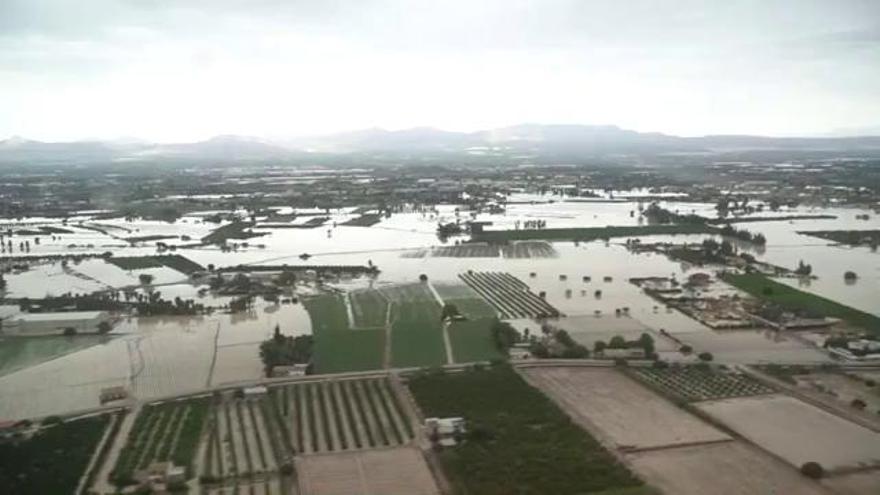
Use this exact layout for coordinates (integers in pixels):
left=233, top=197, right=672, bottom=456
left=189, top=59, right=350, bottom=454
left=698, top=352, right=714, bottom=362
left=800, top=461, right=824, bottom=479
left=851, top=398, right=867, bottom=410
left=679, top=344, right=693, bottom=354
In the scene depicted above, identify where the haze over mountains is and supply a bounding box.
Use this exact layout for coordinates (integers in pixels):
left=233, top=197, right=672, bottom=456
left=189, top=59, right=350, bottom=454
left=2, top=124, right=880, bottom=166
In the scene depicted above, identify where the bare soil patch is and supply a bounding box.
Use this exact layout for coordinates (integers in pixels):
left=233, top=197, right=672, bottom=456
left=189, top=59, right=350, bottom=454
left=697, top=394, right=880, bottom=472
left=522, top=367, right=729, bottom=451
left=627, top=441, right=831, bottom=495
left=296, top=447, right=439, bottom=495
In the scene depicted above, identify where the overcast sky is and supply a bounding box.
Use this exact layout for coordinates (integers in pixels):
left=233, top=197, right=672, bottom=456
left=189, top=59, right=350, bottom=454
left=1, top=0, right=879, bottom=142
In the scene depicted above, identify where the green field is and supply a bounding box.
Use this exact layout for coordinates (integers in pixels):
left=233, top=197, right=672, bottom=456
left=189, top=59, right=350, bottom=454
left=304, top=294, right=385, bottom=373
left=722, top=273, right=880, bottom=336
left=106, top=254, right=204, bottom=275
left=434, top=283, right=499, bottom=319
left=383, top=284, right=446, bottom=368
left=0, top=414, right=111, bottom=494
left=348, top=289, right=389, bottom=328
left=307, top=283, right=506, bottom=372
left=448, top=319, right=505, bottom=363
left=472, top=224, right=712, bottom=243
left=408, top=365, right=642, bottom=495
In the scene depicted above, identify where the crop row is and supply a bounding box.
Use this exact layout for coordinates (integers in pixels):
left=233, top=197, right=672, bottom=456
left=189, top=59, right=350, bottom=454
left=200, top=396, right=291, bottom=484
left=459, top=271, right=560, bottom=318
left=271, top=378, right=414, bottom=454
left=629, top=366, right=775, bottom=402
left=111, top=398, right=209, bottom=485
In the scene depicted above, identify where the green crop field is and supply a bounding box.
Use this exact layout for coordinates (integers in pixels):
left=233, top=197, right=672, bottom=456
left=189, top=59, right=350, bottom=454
left=408, top=365, right=642, bottom=495
left=106, top=254, right=204, bottom=275
left=448, top=319, right=504, bottom=363
left=348, top=289, right=389, bottom=328
left=472, top=224, right=712, bottom=243
left=722, top=273, right=880, bottom=336
left=434, top=283, right=498, bottom=320
left=0, top=414, right=111, bottom=494
left=305, top=294, right=385, bottom=373
left=384, top=284, right=446, bottom=368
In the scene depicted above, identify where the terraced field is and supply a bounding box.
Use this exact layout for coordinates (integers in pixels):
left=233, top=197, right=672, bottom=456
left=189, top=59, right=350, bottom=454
left=629, top=366, right=775, bottom=402
left=270, top=377, right=415, bottom=455
left=199, top=395, right=292, bottom=484
left=111, top=398, right=210, bottom=485
left=459, top=271, right=561, bottom=318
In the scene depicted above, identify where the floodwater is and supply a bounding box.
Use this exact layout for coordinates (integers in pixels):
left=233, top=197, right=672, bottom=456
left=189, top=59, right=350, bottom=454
left=0, top=195, right=874, bottom=418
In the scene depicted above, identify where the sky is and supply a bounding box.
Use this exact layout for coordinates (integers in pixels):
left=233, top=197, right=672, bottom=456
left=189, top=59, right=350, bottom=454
left=1, top=0, right=879, bottom=142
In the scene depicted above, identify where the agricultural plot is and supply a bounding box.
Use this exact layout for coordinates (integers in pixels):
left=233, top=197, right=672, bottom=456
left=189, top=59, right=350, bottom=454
left=629, top=366, right=775, bottom=402
left=305, top=295, right=385, bottom=373
left=0, top=414, right=111, bottom=494
left=106, top=254, right=205, bottom=275
left=459, top=271, right=561, bottom=318
left=111, top=398, right=209, bottom=485
left=408, top=365, right=643, bottom=495
left=697, top=394, right=880, bottom=472
left=627, top=441, right=830, bottom=495
left=202, top=476, right=290, bottom=494
left=199, top=395, right=292, bottom=484
left=382, top=284, right=446, bottom=368
left=270, top=378, right=414, bottom=455
left=433, top=283, right=497, bottom=320
left=347, top=289, right=389, bottom=329
left=431, top=243, right=499, bottom=257
left=446, top=319, right=504, bottom=363
left=297, top=447, right=439, bottom=495
left=522, top=367, right=730, bottom=451
left=501, top=240, right=558, bottom=258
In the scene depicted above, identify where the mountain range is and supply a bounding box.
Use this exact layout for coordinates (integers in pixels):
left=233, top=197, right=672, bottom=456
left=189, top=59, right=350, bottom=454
left=2, top=125, right=880, bottom=165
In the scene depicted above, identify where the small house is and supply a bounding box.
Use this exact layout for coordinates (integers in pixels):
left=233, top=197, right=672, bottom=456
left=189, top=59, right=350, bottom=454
left=425, top=417, right=466, bottom=447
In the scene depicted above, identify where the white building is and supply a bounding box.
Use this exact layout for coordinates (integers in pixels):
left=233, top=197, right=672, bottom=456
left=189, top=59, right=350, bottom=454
left=3, top=311, right=110, bottom=336
left=425, top=417, right=466, bottom=447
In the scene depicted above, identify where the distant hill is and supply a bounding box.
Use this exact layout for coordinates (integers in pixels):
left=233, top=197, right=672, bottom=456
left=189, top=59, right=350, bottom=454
left=2, top=125, right=880, bottom=165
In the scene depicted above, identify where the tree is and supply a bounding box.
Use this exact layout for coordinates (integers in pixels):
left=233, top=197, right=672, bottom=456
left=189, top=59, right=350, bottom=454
left=795, top=260, right=812, bottom=276
left=608, top=335, right=627, bottom=349
left=419, top=273, right=428, bottom=282
left=800, top=461, right=824, bottom=479
left=698, top=351, right=713, bottom=362
left=441, top=303, right=461, bottom=320
left=63, top=327, right=77, bottom=336
left=138, top=273, right=154, bottom=285
left=594, top=340, right=607, bottom=353
left=851, top=398, right=867, bottom=410
left=97, top=321, right=112, bottom=334
left=844, top=271, right=858, bottom=281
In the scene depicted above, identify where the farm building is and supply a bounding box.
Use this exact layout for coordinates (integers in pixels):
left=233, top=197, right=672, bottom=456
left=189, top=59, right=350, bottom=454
left=426, top=417, right=466, bottom=447
left=2, top=311, right=111, bottom=336
left=243, top=385, right=268, bottom=399
left=271, top=363, right=309, bottom=377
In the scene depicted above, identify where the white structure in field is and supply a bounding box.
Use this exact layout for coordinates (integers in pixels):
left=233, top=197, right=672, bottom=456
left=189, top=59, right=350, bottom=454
left=3, top=311, right=110, bottom=336
left=243, top=385, right=268, bottom=399
left=425, top=417, right=466, bottom=447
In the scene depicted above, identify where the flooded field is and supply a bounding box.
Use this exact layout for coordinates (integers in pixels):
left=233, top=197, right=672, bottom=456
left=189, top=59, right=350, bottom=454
left=1, top=197, right=877, bottom=419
